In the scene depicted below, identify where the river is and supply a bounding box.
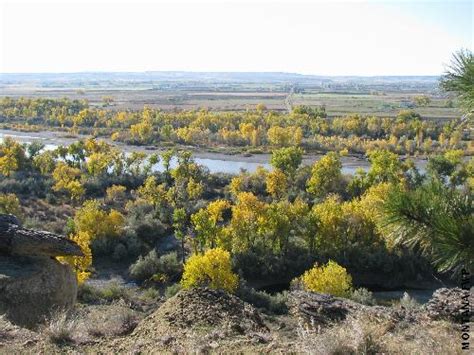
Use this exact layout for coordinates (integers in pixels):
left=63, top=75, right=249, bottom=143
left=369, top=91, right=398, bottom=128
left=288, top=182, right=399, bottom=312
left=0, top=129, right=428, bottom=175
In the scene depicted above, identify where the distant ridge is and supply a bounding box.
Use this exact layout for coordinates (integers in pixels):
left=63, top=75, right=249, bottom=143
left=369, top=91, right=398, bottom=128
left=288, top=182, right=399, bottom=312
left=0, top=71, right=440, bottom=85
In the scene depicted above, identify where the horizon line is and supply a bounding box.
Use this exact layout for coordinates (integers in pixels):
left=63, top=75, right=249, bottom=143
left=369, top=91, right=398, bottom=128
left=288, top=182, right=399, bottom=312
left=0, top=70, right=442, bottom=78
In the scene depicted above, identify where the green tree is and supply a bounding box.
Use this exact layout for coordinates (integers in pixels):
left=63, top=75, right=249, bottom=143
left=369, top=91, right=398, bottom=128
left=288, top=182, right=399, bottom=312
left=382, top=181, right=474, bottom=274
left=307, top=152, right=342, bottom=198
left=270, top=146, right=303, bottom=177
left=367, top=149, right=404, bottom=185
left=173, top=207, right=188, bottom=263
left=440, top=49, right=474, bottom=114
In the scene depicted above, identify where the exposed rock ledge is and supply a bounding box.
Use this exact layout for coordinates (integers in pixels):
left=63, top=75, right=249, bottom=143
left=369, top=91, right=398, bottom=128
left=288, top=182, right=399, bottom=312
left=0, top=214, right=82, bottom=328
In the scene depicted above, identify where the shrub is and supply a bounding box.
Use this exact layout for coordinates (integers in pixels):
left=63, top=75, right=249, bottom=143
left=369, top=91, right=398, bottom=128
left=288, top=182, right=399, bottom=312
left=77, top=283, right=102, bottom=304
left=100, top=281, right=133, bottom=302
left=398, top=292, right=420, bottom=310
left=237, top=284, right=288, bottom=314
left=87, top=308, right=138, bottom=337
left=299, top=260, right=352, bottom=297
left=141, top=287, right=160, bottom=301
left=42, top=312, right=77, bottom=345
left=181, top=248, right=239, bottom=293
left=129, top=250, right=182, bottom=283
left=350, top=288, right=376, bottom=306
left=0, top=193, right=21, bottom=216
left=164, top=283, right=182, bottom=299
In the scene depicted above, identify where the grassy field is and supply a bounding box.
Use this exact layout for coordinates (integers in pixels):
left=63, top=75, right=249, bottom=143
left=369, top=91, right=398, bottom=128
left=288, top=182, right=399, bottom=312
left=0, top=72, right=460, bottom=119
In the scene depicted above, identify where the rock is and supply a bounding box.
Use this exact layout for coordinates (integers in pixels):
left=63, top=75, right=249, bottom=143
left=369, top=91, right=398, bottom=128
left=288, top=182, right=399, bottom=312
left=424, top=288, right=472, bottom=323
left=159, top=335, right=175, bottom=346
left=289, top=291, right=354, bottom=326
left=131, top=288, right=268, bottom=342
left=289, top=290, right=423, bottom=329
left=0, top=214, right=83, bottom=328
left=0, top=255, right=78, bottom=328
left=0, top=214, right=83, bottom=257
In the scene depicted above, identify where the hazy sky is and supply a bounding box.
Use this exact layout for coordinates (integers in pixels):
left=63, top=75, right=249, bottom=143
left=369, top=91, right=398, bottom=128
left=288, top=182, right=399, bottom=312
left=0, top=0, right=472, bottom=75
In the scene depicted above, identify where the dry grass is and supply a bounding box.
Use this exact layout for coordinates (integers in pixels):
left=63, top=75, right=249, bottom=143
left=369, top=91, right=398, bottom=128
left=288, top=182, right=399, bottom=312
left=84, top=304, right=139, bottom=337
left=41, top=312, right=78, bottom=345
left=295, top=313, right=461, bottom=355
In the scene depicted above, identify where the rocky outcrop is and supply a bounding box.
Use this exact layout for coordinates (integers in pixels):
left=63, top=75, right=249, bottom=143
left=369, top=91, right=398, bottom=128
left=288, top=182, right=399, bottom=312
left=289, top=290, right=424, bottom=329
left=0, top=214, right=82, bottom=328
left=289, top=291, right=354, bottom=326
left=0, top=214, right=82, bottom=257
left=133, top=288, right=268, bottom=337
left=424, top=287, right=472, bottom=323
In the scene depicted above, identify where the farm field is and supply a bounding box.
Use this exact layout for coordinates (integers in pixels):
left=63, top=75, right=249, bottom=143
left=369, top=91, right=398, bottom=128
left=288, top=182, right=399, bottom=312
left=0, top=72, right=460, bottom=120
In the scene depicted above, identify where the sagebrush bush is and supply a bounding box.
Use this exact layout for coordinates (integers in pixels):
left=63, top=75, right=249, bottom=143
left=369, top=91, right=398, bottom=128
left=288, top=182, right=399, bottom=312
left=299, top=260, right=352, bottom=297
left=100, top=281, right=134, bottom=302
left=42, top=312, right=77, bottom=345
left=86, top=307, right=138, bottom=337
left=237, top=284, right=288, bottom=314
left=77, top=283, right=102, bottom=304
left=398, top=292, right=420, bottom=310
left=129, top=250, right=182, bottom=283
left=350, top=288, right=376, bottom=306
left=181, top=248, right=239, bottom=293
left=164, top=283, right=182, bottom=299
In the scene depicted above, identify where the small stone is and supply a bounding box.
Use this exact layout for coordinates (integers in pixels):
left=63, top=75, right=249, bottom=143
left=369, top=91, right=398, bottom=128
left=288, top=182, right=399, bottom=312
left=208, top=341, right=219, bottom=348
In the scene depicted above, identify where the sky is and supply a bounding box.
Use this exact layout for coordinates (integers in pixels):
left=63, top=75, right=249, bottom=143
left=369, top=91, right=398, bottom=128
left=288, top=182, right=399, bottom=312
left=0, top=0, right=472, bottom=75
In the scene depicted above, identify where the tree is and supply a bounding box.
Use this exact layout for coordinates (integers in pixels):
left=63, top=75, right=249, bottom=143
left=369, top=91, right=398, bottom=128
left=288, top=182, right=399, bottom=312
left=0, top=137, right=27, bottom=176
left=173, top=207, right=188, bottom=263
left=440, top=49, right=474, bottom=114
left=307, top=152, right=342, bottom=198
left=229, top=192, right=267, bottom=252
left=138, top=176, right=168, bottom=209
left=161, top=149, right=175, bottom=173
left=299, top=260, right=353, bottom=297
left=33, top=151, right=56, bottom=174
left=266, top=169, right=288, bottom=199
left=191, top=199, right=230, bottom=251
left=427, top=150, right=467, bottom=186
left=270, top=146, right=303, bottom=177
left=52, top=162, right=85, bottom=201
left=86, top=152, right=114, bottom=176
left=0, top=193, right=21, bottom=217
left=181, top=248, right=239, bottom=293
left=382, top=181, right=474, bottom=274
left=57, top=231, right=92, bottom=284
left=130, top=115, right=153, bottom=143
left=106, top=185, right=127, bottom=203
left=27, top=141, right=45, bottom=158
left=413, top=95, right=431, bottom=107
left=74, top=199, right=124, bottom=239
left=366, top=149, right=404, bottom=185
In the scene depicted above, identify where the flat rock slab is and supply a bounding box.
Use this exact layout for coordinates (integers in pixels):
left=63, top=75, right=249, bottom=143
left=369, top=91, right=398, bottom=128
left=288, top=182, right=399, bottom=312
left=0, top=214, right=82, bottom=257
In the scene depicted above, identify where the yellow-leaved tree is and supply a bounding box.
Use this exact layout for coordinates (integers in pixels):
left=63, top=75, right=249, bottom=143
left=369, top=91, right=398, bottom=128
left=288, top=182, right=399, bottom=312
left=57, top=231, right=92, bottom=284
left=0, top=193, right=21, bottom=217
left=299, top=260, right=352, bottom=297
left=52, top=162, right=84, bottom=201
left=181, top=248, right=239, bottom=293
left=266, top=169, right=288, bottom=199
left=59, top=200, right=124, bottom=283
left=191, top=199, right=230, bottom=251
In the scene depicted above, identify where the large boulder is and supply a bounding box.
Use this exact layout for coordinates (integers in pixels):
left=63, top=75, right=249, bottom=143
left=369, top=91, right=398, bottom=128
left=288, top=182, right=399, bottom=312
left=0, top=214, right=82, bottom=328
left=424, top=288, right=472, bottom=323
left=288, top=290, right=423, bottom=329
left=0, top=255, right=78, bottom=328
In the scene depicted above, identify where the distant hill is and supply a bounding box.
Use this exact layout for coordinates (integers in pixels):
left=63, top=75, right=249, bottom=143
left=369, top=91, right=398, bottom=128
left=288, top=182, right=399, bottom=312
left=0, top=71, right=439, bottom=85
